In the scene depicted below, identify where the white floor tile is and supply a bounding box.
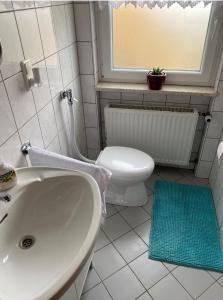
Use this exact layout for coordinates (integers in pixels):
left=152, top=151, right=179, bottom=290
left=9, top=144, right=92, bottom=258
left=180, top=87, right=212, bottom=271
left=149, top=274, right=192, bottom=300
left=134, top=220, right=151, bottom=245
left=208, top=271, right=223, bottom=280
left=136, top=292, right=153, bottom=299
left=197, top=283, right=223, bottom=300
left=104, top=266, right=145, bottom=300
left=176, top=177, right=194, bottom=185
left=92, top=244, right=126, bottom=280
left=106, top=204, right=118, bottom=218
left=120, top=207, right=150, bottom=228
left=158, top=167, right=183, bottom=181
left=146, top=174, right=160, bottom=191
left=83, top=268, right=101, bottom=293
left=113, top=230, right=147, bottom=263
left=163, top=262, right=177, bottom=272
left=143, top=194, right=153, bottom=215
left=129, top=253, right=169, bottom=289
left=102, top=214, right=131, bottom=241
left=113, top=204, right=127, bottom=212
left=81, top=283, right=112, bottom=300
left=94, top=229, right=110, bottom=252
left=218, top=276, right=223, bottom=286
left=188, top=176, right=209, bottom=186
left=172, top=266, right=215, bottom=298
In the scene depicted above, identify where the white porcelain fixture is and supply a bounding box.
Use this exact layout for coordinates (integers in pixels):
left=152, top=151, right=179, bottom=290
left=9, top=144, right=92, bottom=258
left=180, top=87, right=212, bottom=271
left=0, top=167, right=102, bottom=300
left=96, top=146, right=154, bottom=206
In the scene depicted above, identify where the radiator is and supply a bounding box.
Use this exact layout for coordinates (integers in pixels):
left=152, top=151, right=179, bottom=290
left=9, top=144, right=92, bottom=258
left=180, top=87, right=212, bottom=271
left=104, top=104, right=198, bottom=166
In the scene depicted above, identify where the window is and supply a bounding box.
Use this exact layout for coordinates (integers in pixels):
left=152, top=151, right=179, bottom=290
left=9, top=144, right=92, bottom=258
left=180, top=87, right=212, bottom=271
left=98, top=2, right=223, bottom=86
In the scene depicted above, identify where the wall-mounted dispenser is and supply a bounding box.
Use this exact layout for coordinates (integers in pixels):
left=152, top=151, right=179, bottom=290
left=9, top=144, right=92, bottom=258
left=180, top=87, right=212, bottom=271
left=20, top=59, right=41, bottom=90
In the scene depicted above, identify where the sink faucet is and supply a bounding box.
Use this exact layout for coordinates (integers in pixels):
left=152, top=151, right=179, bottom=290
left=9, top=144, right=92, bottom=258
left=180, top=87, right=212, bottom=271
left=0, top=192, right=11, bottom=203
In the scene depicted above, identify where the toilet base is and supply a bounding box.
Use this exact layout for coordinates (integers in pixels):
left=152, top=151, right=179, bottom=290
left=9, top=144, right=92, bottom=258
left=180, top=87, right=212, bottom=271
left=105, top=182, right=148, bottom=206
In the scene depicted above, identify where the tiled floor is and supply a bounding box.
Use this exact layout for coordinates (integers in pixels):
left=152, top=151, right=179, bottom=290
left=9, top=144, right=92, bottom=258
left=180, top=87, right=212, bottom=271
left=81, top=167, right=223, bottom=300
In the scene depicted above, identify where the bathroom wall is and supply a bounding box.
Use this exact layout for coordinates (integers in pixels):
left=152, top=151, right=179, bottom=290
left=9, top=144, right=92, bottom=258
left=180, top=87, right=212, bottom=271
left=209, top=130, right=223, bottom=241
left=74, top=1, right=221, bottom=170
left=0, top=1, right=87, bottom=168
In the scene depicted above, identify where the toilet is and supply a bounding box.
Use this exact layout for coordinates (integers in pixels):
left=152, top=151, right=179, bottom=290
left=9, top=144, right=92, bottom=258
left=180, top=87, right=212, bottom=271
left=96, top=146, right=155, bottom=206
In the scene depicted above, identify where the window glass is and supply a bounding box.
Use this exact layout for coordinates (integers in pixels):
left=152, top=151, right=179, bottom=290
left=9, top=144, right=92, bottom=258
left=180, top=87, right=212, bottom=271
left=112, top=3, right=212, bottom=71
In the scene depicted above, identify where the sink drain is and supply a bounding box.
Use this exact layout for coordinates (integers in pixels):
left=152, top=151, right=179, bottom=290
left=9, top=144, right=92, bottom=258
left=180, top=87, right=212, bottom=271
left=19, top=236, right=35, bottom=250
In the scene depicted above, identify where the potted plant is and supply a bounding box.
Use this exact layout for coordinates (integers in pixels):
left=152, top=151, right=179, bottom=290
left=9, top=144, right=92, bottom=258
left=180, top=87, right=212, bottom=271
left=147, top=67, right=166, bottom=90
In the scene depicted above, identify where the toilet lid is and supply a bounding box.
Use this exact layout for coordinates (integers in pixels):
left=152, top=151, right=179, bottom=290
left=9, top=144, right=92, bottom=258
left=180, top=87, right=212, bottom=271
left=96, top=146, right=154, bottom=179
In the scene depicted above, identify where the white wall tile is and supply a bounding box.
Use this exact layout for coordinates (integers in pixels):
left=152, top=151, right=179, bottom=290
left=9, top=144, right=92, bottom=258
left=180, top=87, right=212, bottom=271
left=212, top=95, right=223, bottom=112
left=0, top=133, right=27, bottom=168
left=0, top=12, right=24, bottom=79
left=46, top=134, right=61, bottom=154
left=143, top=93, right=166, bottom=102
left=35, top=1, right=51, bottom=8
left=209, top=155, right=218, bottom=188
left=92, top=39, right=98, bottom=75
left=166, top=94, right=190, bottom=104
left=81, top=75, right=96, bottom=103
left=72, top=76, right=82, bottom=101
left=86, top=127, right=99, bottom=149
left=52, top=94, right=69, bottom=131
left=192, top=104, right=208, bottom=113
left=46, top=53, right=63, bottom=98
left=52, top=4, right=68, bottom=50
left=15, top=9, right=44, bottom=64
left=58, top=128, right=71, bottom=157
left=13, top=1, right=35, bottom=10
left=32, top=61, right=51, bottom=111
left=200, top=138, right=219, bottom=162
left=87, top=148, right=100, bottom=160
left=206, top=112, right=223, bottom=139
left=122, top=92, right=143, bottom=101
left=19, top=115, right=44, bottom=148
left=192, top=131, right=203, bottom=153
left=38, top=101, right=58, bottom=147
left=59, top=47, right=73, bottom=87
left=0, top=1, right=13, bottom=12
left=84, top=103, right=98, bottom=127
left=69, top=44, right=79, bottom=80
left=195, top=161, right=212, bottom=178
left=100, top=92, right=121, bottom=100
left=74, top=3, right=91, bottom=42
left=36, top=7, right=57, bottom=58
left=5, top=73, right=36, bottom=129
left=190, top=96, right=210, bottom=105
left=64, top=4, right=76, bottom=44
left=77, top=42, right=93, bottom=75
left=0, top=82, right=17, bottom=145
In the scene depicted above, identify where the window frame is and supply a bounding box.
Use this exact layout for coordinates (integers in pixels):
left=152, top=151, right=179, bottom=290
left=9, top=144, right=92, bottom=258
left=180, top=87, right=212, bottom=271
left=97, top=2, right=223, bottom=87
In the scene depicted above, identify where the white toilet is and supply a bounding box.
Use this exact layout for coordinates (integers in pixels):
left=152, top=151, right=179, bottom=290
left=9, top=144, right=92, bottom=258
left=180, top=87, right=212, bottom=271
left=96, top=146, right=154, bottom=206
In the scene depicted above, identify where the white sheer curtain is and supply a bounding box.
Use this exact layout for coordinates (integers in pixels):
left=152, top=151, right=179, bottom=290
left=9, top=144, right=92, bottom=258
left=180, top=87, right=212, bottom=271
left=98, top=1, right=211, bottom=9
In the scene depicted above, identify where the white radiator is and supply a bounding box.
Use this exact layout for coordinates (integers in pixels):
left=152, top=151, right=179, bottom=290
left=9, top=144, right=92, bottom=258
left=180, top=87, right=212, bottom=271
left=104, top=104, right=198, bottom=166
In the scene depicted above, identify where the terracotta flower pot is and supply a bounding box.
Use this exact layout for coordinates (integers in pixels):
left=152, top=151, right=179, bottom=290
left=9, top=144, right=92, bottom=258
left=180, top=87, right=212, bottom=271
left=147, top=71, right=166, bottom=90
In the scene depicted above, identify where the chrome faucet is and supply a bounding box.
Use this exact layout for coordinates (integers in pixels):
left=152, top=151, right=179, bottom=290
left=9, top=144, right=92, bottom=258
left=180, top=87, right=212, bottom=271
left=60, top=89, right=74, bottom=105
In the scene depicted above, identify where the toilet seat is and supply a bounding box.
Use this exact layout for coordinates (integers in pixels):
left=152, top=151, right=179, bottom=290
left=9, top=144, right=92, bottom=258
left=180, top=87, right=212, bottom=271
left=96, top=146, right=154, bottom=181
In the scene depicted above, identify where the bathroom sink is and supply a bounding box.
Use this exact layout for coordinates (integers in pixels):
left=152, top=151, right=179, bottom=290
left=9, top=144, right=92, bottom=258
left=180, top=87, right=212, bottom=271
left=0, top=167, right=102, bottom=300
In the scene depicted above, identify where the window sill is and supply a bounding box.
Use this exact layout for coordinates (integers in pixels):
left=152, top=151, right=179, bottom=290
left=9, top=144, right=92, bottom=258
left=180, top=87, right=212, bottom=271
left=96, top=82, right=217, bottom=97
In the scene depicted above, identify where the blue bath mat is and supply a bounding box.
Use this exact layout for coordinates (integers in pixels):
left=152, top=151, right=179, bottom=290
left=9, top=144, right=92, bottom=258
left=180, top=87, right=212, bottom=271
left=149, top=180, right=223, bottom=272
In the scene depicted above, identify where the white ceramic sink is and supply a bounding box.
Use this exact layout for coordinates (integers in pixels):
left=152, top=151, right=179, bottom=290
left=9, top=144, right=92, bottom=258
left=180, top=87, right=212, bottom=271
left=0, top=167, right=102, bottom=300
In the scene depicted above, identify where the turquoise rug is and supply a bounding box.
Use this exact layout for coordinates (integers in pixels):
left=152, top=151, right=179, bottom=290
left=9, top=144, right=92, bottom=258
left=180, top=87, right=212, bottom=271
left=149, top=180, right=223, bottom=272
